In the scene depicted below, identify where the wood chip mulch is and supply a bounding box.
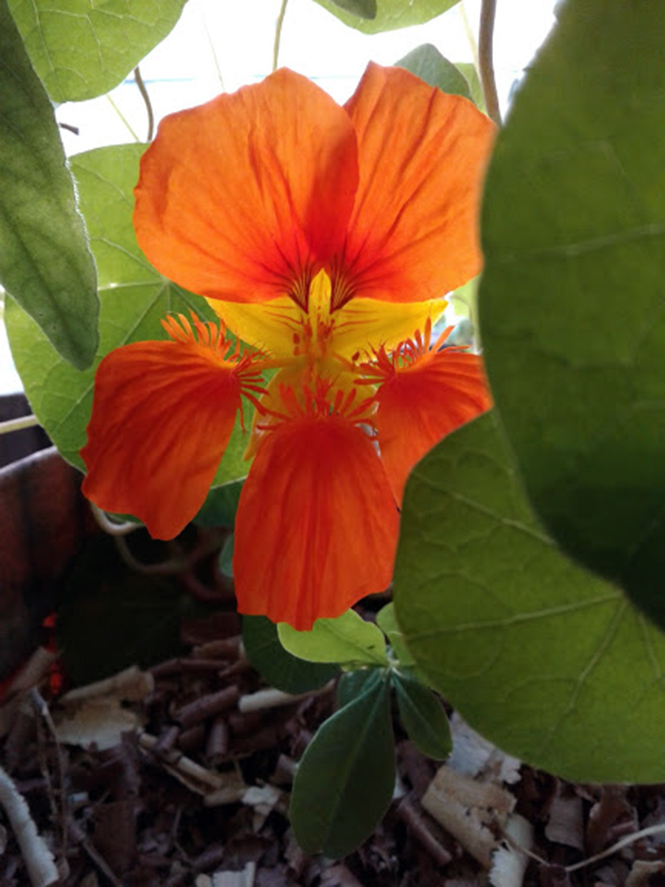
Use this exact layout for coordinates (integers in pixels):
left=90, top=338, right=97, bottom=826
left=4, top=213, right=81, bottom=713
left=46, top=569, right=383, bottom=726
left=2, top=614, right=665, bottom=887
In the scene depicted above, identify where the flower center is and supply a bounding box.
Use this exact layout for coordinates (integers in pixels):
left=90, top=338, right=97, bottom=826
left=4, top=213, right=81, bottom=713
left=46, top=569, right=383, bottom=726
left=292, top=270, right=343, bottom=375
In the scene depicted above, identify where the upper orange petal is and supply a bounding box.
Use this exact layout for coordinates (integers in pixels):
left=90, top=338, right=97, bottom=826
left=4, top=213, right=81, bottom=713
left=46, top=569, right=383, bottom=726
left=334, top=63, right=496, bottom=307
left=81, top=319, right=251, bottom=539
left=233, top=407, right=399, bottom=630
left=135, top=69, right=359, bottom=306
left=376, top=347, right=492, bottom=503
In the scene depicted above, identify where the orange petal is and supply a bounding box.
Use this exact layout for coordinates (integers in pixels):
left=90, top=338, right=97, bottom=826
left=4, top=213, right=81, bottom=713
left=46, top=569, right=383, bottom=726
left=233, top=415, right=399, bottom=630
left=376, top=349, right=492, bottom=503
left=81, top=331, right=245, bottom=540
left=335, top=63, right=496, bottom=307
left=135, top=69, right=358, bottom=306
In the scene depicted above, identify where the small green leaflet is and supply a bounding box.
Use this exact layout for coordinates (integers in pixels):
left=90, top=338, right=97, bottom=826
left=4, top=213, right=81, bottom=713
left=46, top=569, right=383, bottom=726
left=393, top=672, right=451, bottom=760
left=290, top=673, right=395, bottom=857
left=0, top=0, right=98, bottom=370
left=242, top=616, right=339, bottom=695
left=278, top=609, right=388, bottom=667
left=8, top=0, right=188, bottom=102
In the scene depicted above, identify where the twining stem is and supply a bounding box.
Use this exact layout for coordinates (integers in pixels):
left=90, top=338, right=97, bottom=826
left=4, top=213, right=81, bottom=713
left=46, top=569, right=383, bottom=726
left=479, top=0, right=501, bottom=125
left=134, top=65, right=155, bottom=142
left=0, top=414, right=39, bottom=435
left=273, top=0, right=289, bottom=72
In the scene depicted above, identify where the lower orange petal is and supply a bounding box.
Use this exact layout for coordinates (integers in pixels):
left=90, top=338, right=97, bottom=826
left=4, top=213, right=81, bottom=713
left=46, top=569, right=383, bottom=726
left=81, top=335, right=244, bottom=539
left=376, top=349, right=492, bottom=503
left=233, top=415, right=399, bottom=630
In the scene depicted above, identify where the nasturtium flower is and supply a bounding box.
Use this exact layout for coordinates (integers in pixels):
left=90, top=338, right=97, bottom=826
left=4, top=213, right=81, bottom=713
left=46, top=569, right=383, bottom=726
left=81, top=63, right=495, bottom=630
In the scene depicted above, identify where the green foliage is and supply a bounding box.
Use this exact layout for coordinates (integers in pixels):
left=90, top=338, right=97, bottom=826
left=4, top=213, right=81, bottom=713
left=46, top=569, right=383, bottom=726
left=336, top=668, right=382, bottom=709
left=0, top=0, right=98, bottom=370
left=479, top=1, right=665, bottom=629
left=8, top=0, right=188, bottom=102
left=313, top=0, right=460, bottom=34
left=242, top=616, right=339, bottom=694
left=393, top=672, right=451, bottom=760
left=394, top=412, right=665, bottom=783
left=278, top=609, right=388, bottom=667
left=328, top=0, right=376, bottom=19
left=396, top=44, right=471, bottom=101
left=6, top=144, right=251, bottom=491
left=290, top=672, right=395, bottom=857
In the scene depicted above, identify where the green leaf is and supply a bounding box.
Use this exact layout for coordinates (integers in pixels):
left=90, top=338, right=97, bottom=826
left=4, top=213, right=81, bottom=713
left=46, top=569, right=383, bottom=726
left=456, top=62, right=485, bottom=111
left=278, top=609, right=388, bottom=667
left=394, top=412, right=665, bottom=783
left=329, top=0, right=376, bottom=19
left=393, top=672, right=451, bottom=760
left=479, top=2, right=665, bottom=628
left=242, top=616, right=339, bottom=695
left=290, top=673, right=395, bottom=857
left=6, top=144, right=251, bottom=491
left=195, top=480, right=244, bottom=530
left=313, top=0, right=460, bottom=34
left=396, top=44, right=471, bottom=100
left=0, top=0, right=98, bottom=370
left=376, top=603, right=415, bottom=668
left=8, top=0, right=188, bottom=102
left=336, top=667, right=383, bottom=709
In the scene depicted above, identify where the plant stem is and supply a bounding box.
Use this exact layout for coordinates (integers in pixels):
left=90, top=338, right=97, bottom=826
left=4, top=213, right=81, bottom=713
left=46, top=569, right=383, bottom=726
left=134, top=65, right=155, bottom=141
left=273, top=0, right=289, bottom=72
left=479, top=0, right=501, bottom=125
left=0, top=414, right=39, bottom=435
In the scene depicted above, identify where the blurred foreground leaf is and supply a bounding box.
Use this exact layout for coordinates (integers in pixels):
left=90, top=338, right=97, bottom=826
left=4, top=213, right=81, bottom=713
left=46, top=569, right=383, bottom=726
left=290, top=673, right=394, bottom=857
left=8, top=0, right=188, bottom=102
left=0, top=0, right=97, bottom=369
left=479, top=1, right=665, bottom=628
left=394, top=412, right=665, bottom=783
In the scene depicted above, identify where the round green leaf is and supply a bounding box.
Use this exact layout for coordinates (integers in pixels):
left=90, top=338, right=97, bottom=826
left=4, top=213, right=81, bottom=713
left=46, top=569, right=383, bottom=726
left=313, top=0, right=460, bottom=34
left=290, top=673, right=395, bottom=857
left=396, top=44, right=471, bottom=100
left=394, top=412, right=665, bottom=783
left=0, top=0, right=97, bottom=370
left=8, top=0, right=188, bottom=102
left=6, top=144, right=251, bottom=492
left=278, top=609, right=388, bottom=667
left=479, top=1, right=665, bottom=628
left=242, top=616, right=339, bottom=695
left=393, top=672, right=451, bottom=760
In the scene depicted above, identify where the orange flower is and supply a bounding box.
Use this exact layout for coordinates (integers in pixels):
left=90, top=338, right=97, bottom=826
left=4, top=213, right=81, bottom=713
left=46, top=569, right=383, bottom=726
left=81, top=63, right=494, bottom=630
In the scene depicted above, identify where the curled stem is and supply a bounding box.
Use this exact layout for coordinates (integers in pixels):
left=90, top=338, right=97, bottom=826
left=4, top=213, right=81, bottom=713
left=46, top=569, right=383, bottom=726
left=134, top=65, right=155, bottom=141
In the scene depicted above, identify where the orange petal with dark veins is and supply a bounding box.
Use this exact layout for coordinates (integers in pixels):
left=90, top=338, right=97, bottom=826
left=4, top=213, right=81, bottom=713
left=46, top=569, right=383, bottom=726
left=81, top=326, right=247, bottom=539
left=233, top=415, right=399, bottom=630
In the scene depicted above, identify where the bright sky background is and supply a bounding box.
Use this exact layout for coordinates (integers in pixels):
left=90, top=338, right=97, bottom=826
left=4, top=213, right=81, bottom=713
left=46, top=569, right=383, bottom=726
left=1, top=0, right=557, bottom=394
